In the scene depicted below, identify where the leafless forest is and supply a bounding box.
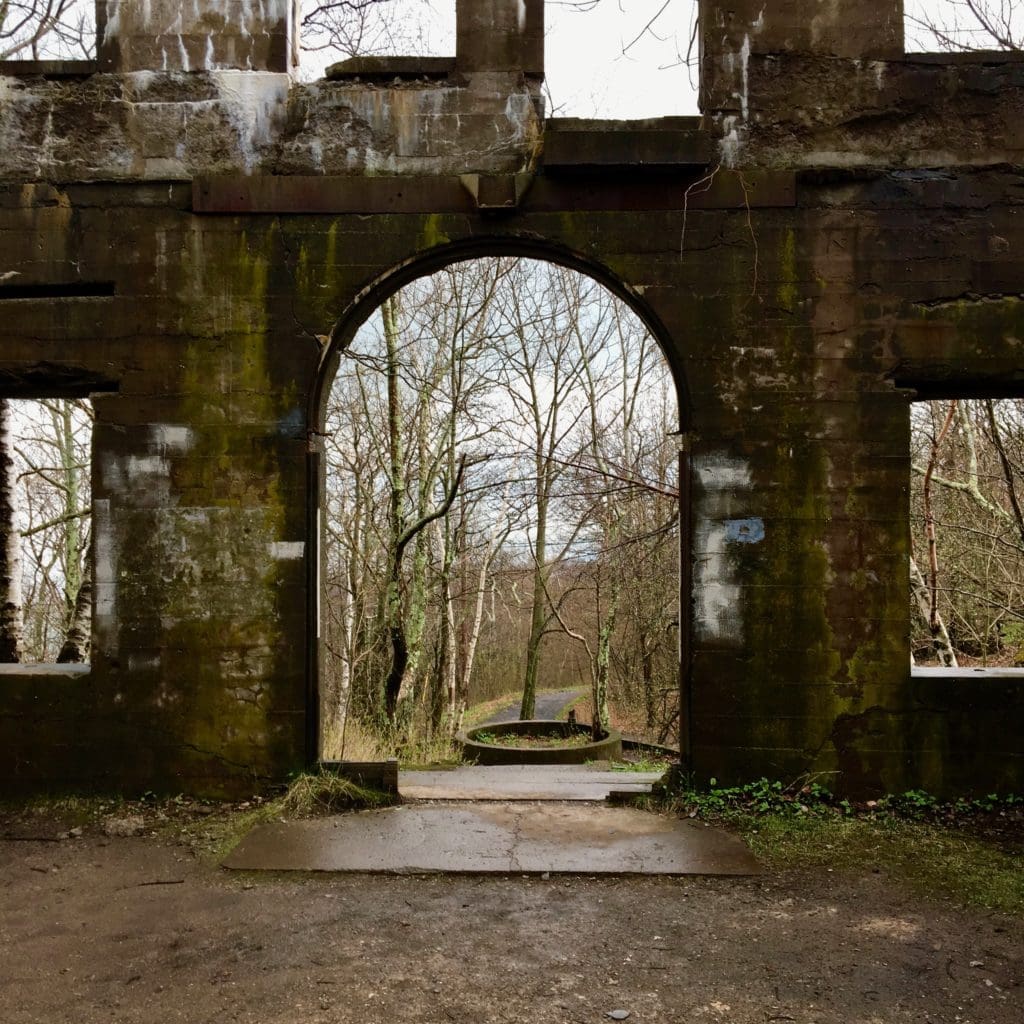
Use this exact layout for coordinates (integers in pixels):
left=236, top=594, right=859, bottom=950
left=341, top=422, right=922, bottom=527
left=320, top=258, right=681, bottom=757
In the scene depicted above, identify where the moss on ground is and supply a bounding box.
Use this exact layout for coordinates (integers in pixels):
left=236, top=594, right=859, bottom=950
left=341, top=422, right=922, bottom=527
left=738, top=814, right=1024, bottom=915
left=638, top=778, right=1024, bottom=916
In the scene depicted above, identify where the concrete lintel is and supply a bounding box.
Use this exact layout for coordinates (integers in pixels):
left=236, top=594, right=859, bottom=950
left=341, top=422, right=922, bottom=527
left=325, top=57, right=456, bottom=82
left=192, top=175, right=476, bottom=215
left=544, top=119, right=713, bottom=171
left=0, top=60, right=98, bottom=77
left=191, top=171, right=796, bottom=214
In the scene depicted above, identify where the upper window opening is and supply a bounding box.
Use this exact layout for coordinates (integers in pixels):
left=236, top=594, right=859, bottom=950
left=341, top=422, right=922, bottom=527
left=298, top=0, right=456, bottom=79
left=910, top=398, right=1024, bottom=670
left=544, top=0, right=699, bottom=117
left=904, top=0, right=1024, bottom=52
left=1, top=398, right=93, bottom=666
left=0, top=0, right=97, bottom=60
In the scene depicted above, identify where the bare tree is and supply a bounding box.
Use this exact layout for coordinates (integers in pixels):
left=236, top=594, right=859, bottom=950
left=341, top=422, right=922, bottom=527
left=301, top=0, right=441, bottom=63
left=1, top=0, right=94, bottom=60
left=906, top=1, right=1024, bottom=51
left=910, top=398, right=1024, bottom=666
left=322, top=257, right=679, bottom=758
left=0, top=398, right=93, bottom=664
left=0, top=400, right=25, bottom=662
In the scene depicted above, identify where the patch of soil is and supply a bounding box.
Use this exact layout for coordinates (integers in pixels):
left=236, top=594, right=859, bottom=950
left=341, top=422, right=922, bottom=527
left=0, top=802, right=1021, bottom=1023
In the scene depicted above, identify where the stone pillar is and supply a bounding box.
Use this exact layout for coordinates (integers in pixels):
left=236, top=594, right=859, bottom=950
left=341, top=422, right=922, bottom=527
left=99, top=0, right=299, bottom=73
left=456, top=0, right=544, bottom=76
left=699, top=0, right=904, bottom=113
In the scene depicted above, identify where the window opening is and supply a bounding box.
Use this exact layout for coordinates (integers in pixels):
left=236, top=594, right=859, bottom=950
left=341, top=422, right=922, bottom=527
left=910, top=398, right=1024, bottom=669
left=904, top=0, right=1024, bottom=53
left=544, top=0, right=699, bottom=117
left=0, top=0, right=97, bottom=60
left=298, top=0, right=456, bottom=80
left=0, top=398, right=93, bottom=665
left=320, top=257, right=681, bottom=762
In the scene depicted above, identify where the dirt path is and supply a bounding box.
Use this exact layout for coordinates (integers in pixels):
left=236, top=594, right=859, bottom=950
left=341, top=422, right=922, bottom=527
left=1, top=822, right=1021, bottom=1023
left=484, top=688, right=585, bottom=724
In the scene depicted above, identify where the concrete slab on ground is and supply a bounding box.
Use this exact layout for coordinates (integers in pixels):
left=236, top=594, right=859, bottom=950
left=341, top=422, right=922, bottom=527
left=222, top=803, right=761, bottom=876
left=399, top=764, right=663, bottom=801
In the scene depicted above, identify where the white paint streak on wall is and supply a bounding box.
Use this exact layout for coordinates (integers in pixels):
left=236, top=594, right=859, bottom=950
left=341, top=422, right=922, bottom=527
left=719, top=115, right=742, bottom=168
left=104, top=1, right=121, bottom=40
left=93, top=498, right=117, bottom=634
left=210, top=70, right=290, bottom=172
left=738, top=34, right=751, bottom=121
left=692, top=453, right=753, bottom=643
left=695, top=520, right=736, bottom=639
left=126, top=455, right=170, bottom=480
left=269, top=541, right=305, bottom=560
left=100, top=452, right=124, bottom=494
left=151, top=424, right=193, bottom=453
left=694, top=456, right=751, bottom=493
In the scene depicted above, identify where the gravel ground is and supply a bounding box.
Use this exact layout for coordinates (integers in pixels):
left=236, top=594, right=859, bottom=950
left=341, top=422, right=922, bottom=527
left=1, top=807, right=1021, bottom=1024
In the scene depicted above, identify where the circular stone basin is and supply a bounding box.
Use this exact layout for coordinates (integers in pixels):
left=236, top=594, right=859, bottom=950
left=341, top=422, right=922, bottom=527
left=460, top=720, right=623, bottom=765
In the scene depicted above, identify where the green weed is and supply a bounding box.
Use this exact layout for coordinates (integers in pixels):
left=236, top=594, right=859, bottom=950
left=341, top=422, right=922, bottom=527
left=645, top=777, right=1024, bottom=916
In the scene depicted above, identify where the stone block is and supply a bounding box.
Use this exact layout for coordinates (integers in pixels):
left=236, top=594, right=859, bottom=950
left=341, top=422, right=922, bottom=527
left=100, top=0, right=297, bottom=73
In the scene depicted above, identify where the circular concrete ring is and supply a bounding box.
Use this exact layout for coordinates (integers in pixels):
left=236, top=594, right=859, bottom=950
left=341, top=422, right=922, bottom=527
left=460, top=720, right=623, bottom=765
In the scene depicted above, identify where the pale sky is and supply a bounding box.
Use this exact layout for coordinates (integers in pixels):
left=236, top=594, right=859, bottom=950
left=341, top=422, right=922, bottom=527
left=18, top=1, right=1020, bottom=120
left=298, top=1, right=1021, bottom=120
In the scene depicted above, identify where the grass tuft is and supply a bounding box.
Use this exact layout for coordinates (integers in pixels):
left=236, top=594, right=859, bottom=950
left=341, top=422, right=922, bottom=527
left=278, top=771, right=395, bottom=818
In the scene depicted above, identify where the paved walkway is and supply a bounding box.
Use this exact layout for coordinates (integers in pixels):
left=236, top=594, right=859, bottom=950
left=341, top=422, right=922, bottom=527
left=223, top=802, right=761, bottom=876
left=482, top=688, right=584, bottom=724
left=399, top=764, right=663, bottom=801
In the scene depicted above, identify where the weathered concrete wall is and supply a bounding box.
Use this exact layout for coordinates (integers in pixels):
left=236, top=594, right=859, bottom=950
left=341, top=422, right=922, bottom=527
left=99, top=0, right=299, bottom=73
left=1, top=0, right=1023, bottom=797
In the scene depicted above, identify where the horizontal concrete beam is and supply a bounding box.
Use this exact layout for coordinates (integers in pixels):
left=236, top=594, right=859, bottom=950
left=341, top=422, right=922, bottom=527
left=192, top=172, right=796, bottom=214
left=544, top=119, right=713, bottom=171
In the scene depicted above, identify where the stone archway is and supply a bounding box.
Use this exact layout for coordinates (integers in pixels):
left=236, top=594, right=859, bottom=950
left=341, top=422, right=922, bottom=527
left=306, top=241, right=693, bottom=771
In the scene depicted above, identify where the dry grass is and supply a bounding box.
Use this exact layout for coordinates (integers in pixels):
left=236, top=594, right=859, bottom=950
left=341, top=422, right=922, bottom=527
left=278, top=771, right=395, bottom=817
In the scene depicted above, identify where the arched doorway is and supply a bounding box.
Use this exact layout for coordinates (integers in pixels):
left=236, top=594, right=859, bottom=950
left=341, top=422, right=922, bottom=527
left=308, top=242, right=692, bottom=769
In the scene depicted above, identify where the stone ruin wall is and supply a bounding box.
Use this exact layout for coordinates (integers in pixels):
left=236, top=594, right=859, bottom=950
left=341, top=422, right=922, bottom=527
left=1, top=0, right=1023, bottom=797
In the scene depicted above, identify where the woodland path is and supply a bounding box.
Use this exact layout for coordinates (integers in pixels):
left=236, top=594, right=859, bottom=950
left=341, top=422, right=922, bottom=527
left=483, top=687, right=585, bottom=723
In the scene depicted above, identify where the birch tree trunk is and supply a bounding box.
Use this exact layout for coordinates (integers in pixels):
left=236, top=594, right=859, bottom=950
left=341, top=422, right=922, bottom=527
left=56, top=571, right=91, bottom=663
left=910, top=554, right=958, bottom=667
left=0, top=399, right=24, bottom=663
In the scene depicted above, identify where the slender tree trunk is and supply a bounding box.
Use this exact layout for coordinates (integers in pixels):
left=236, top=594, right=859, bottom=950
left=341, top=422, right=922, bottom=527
left=439, top=521, right=458, bottom=726
left=923, top=401, right=957, bottom=636
left=641, top=635, right=656, bottom=728
left=0, top=399, right=24, bottom=663
left=592, top=575, right=618, bottom=738
left=910, top=554, right=958, bottom=667
left=57, top=400, right=81, bottom=632
left=381, top=294, right=409, bottom=725
left=460, top=524, right=505, bottom=703
left=985, top=398, right=1024, bottom=544
left=57, top=572, right=91, bottom=663
left=521, top=487, right=548, bottom=719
